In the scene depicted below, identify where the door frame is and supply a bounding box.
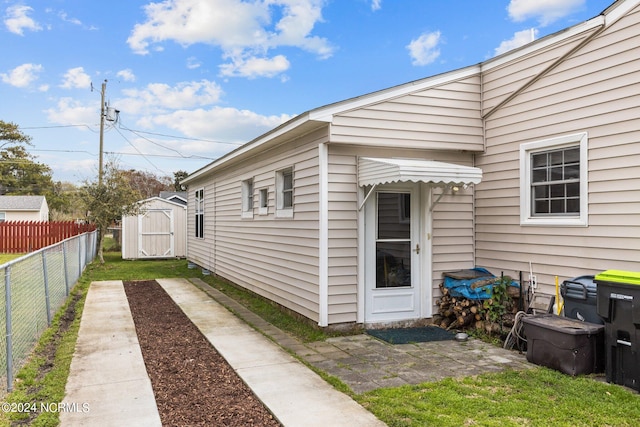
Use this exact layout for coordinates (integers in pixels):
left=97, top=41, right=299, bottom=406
left=359, top=183, right=433, bottom=324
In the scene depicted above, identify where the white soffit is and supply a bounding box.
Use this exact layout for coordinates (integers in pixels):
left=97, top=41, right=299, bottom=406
left=358, top=157, right=483, bottom=187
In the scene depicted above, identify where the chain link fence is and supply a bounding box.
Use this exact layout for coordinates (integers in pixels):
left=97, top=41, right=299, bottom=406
left=0, top=230, right=97, bottom=393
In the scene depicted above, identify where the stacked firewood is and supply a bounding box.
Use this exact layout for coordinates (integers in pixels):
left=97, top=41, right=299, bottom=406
left=432, top=284, right=519, bottom=335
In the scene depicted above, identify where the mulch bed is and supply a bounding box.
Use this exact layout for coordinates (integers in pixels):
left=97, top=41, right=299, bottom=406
left=123, top=280, right=281, bottom=427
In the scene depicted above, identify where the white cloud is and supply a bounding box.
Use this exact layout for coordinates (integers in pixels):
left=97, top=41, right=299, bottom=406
left=140, top=106, right=293, bottom=144
left=371, top=0, right=382, bottom=11
left=1, top=63, right=43, bottom=88
left=60, top=67, right=92, bottom=89
left=508, top=0, right=585, bottom=26
left=4, top=5, right=42, bottom=35
left=127, top=0, right=332, bottom=78
left=186, top=57, right=201, bottom=69
left=494, top=28, right=538, bottom=56
left=407, top=31, right=441, bottom=66
left=45, top=98, right=97, bottom=126
left=58, top=11, right=82, bottom=26
left=118, top=80, right=224, bottom=115
left=117, top=69, right=136, bottom=82
left=219, top=54, right=290, bottom=78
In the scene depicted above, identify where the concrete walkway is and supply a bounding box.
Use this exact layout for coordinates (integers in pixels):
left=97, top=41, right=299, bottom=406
left=188, top=278, right=534, bottom=395
left=60, top=281, right=161, bottom=426
left=61, top=279, right=384, bottom=426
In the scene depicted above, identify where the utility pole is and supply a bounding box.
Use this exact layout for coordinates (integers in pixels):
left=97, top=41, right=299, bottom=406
left=98, top=80, right=107, bottom=186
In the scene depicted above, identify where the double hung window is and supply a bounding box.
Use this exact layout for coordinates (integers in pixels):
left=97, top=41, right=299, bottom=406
left=276, top=167, right=294, bottom=217
left=520, top=133, right=588, bottom=226
left=195, top=188, right=204, bottom=238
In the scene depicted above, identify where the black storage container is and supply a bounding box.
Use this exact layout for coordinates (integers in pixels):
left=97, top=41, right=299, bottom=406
left=595, top=270, right=640, bottom=391
left=561, top=275, right=603, bottom=324
left=522, top=314, right=604, bottom=376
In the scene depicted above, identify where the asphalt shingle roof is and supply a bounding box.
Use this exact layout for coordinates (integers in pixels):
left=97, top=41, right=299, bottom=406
left=0, top=195, right=46, bottom=211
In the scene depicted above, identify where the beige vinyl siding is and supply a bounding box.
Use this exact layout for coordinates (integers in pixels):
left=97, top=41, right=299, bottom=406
left=482, top=25, right=601, bottom=116
left=187, top=129, right=326, bottom=322
left=330, top=77, right=484, bottom=152
left=476, top=5, right=640, bottom=293
left=186, top=183, right=216, bottom=269
left=328, top=145, right=477, bottom=317
left=327, top=151, right=358, bottom=324
left=429, top=163, right=476, bottom=314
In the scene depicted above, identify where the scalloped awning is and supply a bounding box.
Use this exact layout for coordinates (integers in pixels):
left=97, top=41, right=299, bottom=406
left=358, top=157, right=482, bottom=187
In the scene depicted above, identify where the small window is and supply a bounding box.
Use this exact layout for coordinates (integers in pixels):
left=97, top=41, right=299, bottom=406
left=242, top=178, right=254, bottom=218
left=0, top=212, right=5, bottom=223
left=276, top=167, right=294, bottom=218
left=195, top=188, right=204, bottom=238
left=259, top=188, right=268, bottom=215
left=520, top=133, right=588, bottom=226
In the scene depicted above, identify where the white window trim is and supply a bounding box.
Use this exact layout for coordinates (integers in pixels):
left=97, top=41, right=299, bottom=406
left=241, top=178, right=254, bottom=219
left=194, top=188, right=205, bottom=238
left=276, top=167, right=294, bottom=218
left=519, top=132, right=588, bottom=227
left=258, top=188, right=269, bottom=215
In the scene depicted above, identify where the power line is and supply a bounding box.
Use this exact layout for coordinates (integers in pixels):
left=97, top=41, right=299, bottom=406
left=117, top=124, right=243, bottom=146
left=113, top=125, right=164, bottom=174
left=21, top=124, right=100, bottom=133
left=20, top=123, right=243, bottom=146
left=31, top=148, right=215, bottom=160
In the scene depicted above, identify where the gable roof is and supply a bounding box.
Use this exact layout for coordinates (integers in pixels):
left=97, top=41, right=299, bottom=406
left=136, top=196, right=187, bottom=210
left=182, top=0, right=635, bottom=185
left=0, top=195, right=47, bottom=211
left=159, top=191, right=187, bottom=205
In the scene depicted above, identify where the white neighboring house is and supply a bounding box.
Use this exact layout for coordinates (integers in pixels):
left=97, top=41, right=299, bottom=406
left=0, top=195, right=49, bottom=222
left=121, top=195, right=188, bottom=260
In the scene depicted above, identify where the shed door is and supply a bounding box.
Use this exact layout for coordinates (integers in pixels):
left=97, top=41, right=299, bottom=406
left=138, top=209, right=174, bottom=258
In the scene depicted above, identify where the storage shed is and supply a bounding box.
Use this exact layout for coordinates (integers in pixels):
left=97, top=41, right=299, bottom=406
left=121, top=196, right=187, bottom=259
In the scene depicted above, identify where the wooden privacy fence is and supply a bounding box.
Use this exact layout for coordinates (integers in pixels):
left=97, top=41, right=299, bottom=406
left=0, top=221, right=96, bottom=253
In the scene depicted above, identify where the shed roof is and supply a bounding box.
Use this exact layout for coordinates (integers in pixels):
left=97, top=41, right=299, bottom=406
left=0, top=195, right=46, bottom=211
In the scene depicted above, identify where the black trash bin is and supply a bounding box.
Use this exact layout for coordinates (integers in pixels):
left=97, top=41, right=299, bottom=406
left=561, top=275, right=603, bottom=324
left=522, top=314, right=604, bottom=376
left=595, top=270, right=640, bottom=391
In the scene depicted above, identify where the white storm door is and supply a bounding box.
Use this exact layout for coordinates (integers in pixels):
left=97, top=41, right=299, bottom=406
left=138, top=209, right=174, bottom=258
left=365, top=186, right=421, bottom=323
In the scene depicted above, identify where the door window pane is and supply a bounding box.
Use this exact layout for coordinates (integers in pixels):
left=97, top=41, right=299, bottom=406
left=376, top=192, right=411, bottom=288
left=377, top=193, right=410, bottom=239
left=376, top=242, right=411, bottom=288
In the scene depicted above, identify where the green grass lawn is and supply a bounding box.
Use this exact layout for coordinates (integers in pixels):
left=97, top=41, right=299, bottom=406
left=1, top=253, right=639, bottom=427
left=0, top=253, right=25, bottom=265
left=357, top=368, right=640, bottom=426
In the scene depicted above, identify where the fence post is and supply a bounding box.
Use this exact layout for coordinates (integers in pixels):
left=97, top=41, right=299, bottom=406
left=5, top=265, right=13, bottom=392
left=63, top=241, right=70, bottom=296
left=42, top=251, right=52, bottom=326
left=77, top=238, right=82, bottom=279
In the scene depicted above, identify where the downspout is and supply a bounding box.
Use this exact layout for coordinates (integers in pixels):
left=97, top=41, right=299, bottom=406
left=318, top=142, right=329, bottom=327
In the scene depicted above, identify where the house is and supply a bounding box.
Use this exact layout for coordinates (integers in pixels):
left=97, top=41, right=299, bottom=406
left=159, top=191, right=187, bottom=205
left=121, top=194, right=187, bottom=260
left=0, top=195, right=49, bottom=222
left=182, top=0, right=640, bottom=328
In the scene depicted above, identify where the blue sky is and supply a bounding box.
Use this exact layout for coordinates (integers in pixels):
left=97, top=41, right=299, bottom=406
left=0, top=0, right=614, bottom=184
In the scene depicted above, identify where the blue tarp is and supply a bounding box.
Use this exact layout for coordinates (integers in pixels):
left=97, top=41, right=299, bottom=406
left=443, top=267, right=520, bottom=300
